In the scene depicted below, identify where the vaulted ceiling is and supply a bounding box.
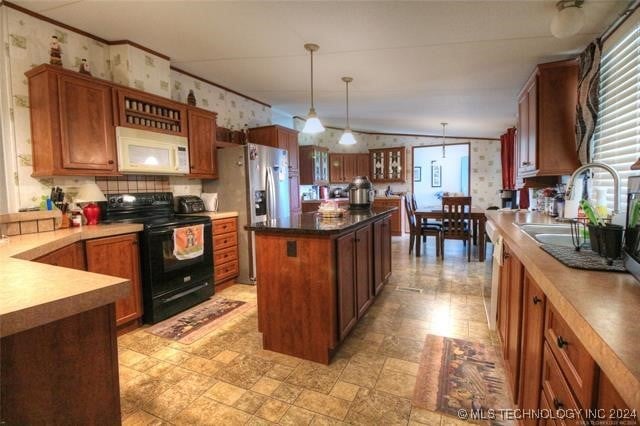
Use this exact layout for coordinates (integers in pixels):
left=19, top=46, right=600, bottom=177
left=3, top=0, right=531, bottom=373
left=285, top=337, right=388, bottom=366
left=14, top=0, right=628, bottom=138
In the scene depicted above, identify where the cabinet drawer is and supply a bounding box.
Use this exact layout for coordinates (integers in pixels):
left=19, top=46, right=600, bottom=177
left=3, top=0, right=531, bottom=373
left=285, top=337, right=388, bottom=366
left=214, top=232, right=237, bottom=250
left=542, top=343, right=582, bottom=426
left=545, top=303, right=597, bottom=408
left=214, top=245, right=238, bottom=266
left=215, top=260, right=238, bottom=282
left=539, top=390, right=558, bottom=426
left=213, top=218, right=237, bottom=235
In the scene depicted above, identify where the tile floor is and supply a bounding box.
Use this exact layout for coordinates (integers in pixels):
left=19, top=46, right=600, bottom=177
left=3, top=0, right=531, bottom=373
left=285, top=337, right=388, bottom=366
left=118, top=237, right=502, bottom=425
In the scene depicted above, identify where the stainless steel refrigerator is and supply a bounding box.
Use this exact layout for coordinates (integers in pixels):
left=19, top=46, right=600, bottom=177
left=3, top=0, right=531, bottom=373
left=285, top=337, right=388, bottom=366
left=202, top=143, right=290, bottom=284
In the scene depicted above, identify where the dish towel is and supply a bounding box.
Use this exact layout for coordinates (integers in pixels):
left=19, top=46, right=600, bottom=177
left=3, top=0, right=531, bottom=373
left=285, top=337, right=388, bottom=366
left=173, top=224, right=204, bottom=260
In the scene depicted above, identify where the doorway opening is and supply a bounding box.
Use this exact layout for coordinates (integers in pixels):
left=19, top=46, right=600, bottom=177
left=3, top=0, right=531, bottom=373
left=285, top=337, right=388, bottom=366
left=411, top=143, right=471, bottom=207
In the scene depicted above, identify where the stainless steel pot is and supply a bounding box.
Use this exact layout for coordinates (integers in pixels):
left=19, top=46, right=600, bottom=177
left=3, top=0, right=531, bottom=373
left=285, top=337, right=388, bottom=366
left=349, top=176, right=375, bottom=210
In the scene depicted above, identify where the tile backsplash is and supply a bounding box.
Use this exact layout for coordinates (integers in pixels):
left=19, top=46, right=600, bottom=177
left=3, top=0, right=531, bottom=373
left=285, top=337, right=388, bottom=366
left=95, top=176, right=171, bottom=195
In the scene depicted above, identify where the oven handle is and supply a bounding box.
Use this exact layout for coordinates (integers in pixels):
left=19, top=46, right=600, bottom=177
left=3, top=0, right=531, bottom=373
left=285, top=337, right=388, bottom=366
left=148, top=222, right=211, bottom=237
left=160, top=281, right=210, bottom=304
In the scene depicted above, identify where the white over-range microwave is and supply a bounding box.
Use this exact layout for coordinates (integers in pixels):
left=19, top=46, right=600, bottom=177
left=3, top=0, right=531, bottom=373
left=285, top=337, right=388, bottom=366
left=116, top=127, right=189, bottom=175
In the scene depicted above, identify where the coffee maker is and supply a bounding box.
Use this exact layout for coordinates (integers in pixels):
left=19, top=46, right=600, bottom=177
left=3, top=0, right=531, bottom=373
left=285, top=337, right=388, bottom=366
left=499, top=189, right=516, bottom=208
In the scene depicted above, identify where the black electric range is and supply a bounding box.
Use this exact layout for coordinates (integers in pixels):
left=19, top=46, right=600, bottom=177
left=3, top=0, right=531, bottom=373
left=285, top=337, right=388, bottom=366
left=100, top=192, right=214, bottom=323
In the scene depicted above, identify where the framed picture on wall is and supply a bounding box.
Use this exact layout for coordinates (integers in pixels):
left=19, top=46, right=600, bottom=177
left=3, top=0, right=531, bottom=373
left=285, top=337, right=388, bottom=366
left=414, top=166, right=421, bottom=182
left=431, top=161, right=442, bottom=187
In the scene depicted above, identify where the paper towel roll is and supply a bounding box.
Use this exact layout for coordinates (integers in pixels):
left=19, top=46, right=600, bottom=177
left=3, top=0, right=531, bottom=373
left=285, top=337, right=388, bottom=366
left=564, top=199, right=579, bottom=219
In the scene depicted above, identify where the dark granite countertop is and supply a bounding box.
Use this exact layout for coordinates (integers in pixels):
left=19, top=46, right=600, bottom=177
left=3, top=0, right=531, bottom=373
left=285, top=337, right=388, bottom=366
left=246, top=207, right=397, bottom=235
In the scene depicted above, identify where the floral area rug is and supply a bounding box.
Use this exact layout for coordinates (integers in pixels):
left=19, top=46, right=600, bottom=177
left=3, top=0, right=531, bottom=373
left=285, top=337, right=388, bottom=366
left=413, top=335, right=512, bottom=424
left=145, top=297, right=255, bottom=344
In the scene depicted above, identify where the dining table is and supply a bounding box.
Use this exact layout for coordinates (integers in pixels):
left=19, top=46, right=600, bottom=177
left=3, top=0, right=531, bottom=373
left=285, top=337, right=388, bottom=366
left=414, top=206, right=488, bottom=261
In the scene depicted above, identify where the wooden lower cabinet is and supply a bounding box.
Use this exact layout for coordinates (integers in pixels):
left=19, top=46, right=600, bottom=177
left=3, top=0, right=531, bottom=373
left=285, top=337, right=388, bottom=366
left=518, top=272, right=546, bottom=424
left=1, top=304, right=121, bottom=424
left=86, top=233, right=143, bottom=327
left=213, top=217, right=239, bottom=286
left=496, top=241, right=524, bottom=402
left=495, top=232, right=634, bottom=424
left=598, top=374, right=637, bottom=425
left=373, top=215, right=392, bottom=295
left=337, top=225, right=373, bottom=340
left=372, top=197, right=404, bottom=236
left=34, top=241, right=86, bottom=270
left=542, top=343, right=583, bottom=426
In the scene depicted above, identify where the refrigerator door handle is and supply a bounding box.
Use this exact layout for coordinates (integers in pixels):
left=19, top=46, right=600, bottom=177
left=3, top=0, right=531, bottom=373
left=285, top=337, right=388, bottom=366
left=266, top=166, right=276, bottom=220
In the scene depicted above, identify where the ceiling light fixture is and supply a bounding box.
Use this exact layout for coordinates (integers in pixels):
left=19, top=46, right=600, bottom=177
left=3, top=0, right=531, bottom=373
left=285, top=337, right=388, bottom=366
left=339, top=77, right=357, bottom=145
left=441, top=122, right=448, bottom=158
left=302, top=43, right=325, bottom=134
left=551, top=0, right=586, bottom=39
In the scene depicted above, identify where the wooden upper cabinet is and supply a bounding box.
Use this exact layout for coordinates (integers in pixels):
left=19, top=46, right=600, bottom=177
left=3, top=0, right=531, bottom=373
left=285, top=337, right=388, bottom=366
left=27, top=65, right=118, bottom=176
left=187, top=107, right=218, bottom=179
left=114, top=87, right=188, bottom=137
left=299, top=145, right=329, bottom=185
left=329, top=154, right=345, bottom=183
left=249, top=125, right=300, bottom=173
left=516, top=60, right=580, bottom=180
left=370, top=148, right=405, bottom=183
left=356, top=154, right=370, bottom=179
left=86, top=233, right=143, bottom=327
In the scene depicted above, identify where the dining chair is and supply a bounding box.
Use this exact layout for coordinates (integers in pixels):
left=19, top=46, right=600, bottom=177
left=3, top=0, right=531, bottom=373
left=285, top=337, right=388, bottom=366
left=441, top=196, right=472, bottom=261
left=411, top=193, right=443, bottom=229
left=404, top=196, right=442, bottom=257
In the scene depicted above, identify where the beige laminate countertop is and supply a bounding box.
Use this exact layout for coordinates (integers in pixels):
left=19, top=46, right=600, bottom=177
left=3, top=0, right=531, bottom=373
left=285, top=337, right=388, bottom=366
left=0, top=223, right=143, bottom=338
left=487, top=211, right=640, bottom=410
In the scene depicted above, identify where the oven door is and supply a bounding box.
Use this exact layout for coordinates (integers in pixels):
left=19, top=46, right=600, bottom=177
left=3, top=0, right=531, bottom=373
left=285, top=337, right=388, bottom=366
left=142, top=221, right=213, bottom=299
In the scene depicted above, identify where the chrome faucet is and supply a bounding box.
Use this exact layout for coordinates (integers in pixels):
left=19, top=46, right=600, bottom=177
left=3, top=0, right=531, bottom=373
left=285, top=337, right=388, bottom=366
left=565, top=162, right=621, bottom=215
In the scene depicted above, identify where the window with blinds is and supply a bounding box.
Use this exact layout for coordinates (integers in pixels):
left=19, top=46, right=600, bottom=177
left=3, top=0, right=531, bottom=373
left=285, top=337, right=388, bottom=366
left=591, top=21, right=640, bottom=215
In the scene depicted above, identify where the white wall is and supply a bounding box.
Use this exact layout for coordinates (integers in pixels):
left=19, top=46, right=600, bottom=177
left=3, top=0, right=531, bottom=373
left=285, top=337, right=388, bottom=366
left=413, top=144, right=469, bottom=207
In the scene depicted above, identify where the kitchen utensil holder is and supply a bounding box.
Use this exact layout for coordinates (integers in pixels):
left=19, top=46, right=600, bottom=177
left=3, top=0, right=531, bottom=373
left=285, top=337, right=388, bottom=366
left=587, top=223, right=604, bottom=255
left=602, top=224, right=624, bottom=265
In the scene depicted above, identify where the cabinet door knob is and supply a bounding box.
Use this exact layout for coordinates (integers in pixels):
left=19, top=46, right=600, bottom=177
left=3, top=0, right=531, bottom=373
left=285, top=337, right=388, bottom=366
left=108, top=160, right=114, bottom=164
left=553, top=398, right=563, bottom=410
left=532, top=296, right=542, bottom=304
left=557, top=336, right=568, bottom=349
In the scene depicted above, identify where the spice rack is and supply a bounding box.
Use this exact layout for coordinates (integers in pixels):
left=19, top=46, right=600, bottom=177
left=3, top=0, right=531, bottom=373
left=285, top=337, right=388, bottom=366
left=116, top=88, right=187, bottom=137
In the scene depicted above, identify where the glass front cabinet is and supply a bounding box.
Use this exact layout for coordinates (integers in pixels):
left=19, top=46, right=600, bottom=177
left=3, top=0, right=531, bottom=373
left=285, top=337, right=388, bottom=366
left=369, top=148, right=405, bottom=183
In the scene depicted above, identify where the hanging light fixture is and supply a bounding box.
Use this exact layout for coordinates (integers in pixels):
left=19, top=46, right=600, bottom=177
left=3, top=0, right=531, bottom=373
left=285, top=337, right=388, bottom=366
left=338, top=77, right=357, bottom=145
left=302, top=43, right=325, bottom=134
left=551, top=0, right=586, bottom=39
left=441, top=122, right=448, bottom=158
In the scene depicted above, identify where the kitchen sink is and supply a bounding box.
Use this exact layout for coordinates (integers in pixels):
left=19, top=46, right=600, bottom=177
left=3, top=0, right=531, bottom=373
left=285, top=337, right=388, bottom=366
left=533, top=233, right=575, bottom=248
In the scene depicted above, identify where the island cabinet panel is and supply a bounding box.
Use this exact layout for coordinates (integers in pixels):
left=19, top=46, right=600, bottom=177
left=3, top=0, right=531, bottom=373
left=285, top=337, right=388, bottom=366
left=373, top=216, right=392, bottom=295
left=337, top=233, right=358, bottom=340
left=255, top=234, right=337, bottom=363
left=544, top=302, right=597, bottom=409
left=372, top=197, right=404, bottom=236
left=187, top=107, right=218, bottom=179
left=1, top=304, right=121, bottom=424
left=86, top=234, right=143, bottom=328
left=34, top=241, right=86, bottom=270
left=518, top=272, right=546, bottom=424
left=26, top=65, right=118, bottom=176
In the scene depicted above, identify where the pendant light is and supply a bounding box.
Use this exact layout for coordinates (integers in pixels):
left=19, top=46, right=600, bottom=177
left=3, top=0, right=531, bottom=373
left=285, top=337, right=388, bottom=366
left=302, top=43, right=325, bottom=134
left=551, top=0, right=586, bottom=39
left=339, top=77, right=357, bottom=145
left=441, top=122, right=448, bottom=158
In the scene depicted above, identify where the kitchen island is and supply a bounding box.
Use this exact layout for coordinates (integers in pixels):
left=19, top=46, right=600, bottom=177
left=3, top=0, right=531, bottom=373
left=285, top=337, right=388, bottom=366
left=247, top=208, right=395, bottom=364
left=487, top=211, right=640, bottom=413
